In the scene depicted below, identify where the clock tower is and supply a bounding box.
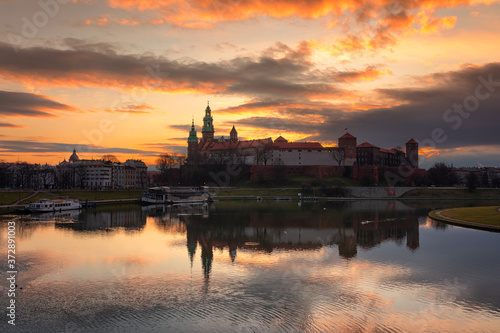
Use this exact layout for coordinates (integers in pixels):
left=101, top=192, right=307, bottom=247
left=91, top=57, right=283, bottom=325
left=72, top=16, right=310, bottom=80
left=202, top=103, right=214, bottom=142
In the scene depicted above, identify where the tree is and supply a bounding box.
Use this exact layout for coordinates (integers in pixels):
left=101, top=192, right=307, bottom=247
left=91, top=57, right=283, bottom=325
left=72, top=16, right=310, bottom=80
left=426, top=162, right=458, bottom=187
left=332, top=149, right=345, bottom=166
left=255, top=144, right=272, bottom=165
left=492, top=176, right=500, bottom=188
left=156, top=154, right=177, bottom=172
left=481, top=172, right=490, bottom=187
left=156, top=154, right=181, bottom=185
left=75, top=165, right=88, bottom=189
left=466, top=172, right=480, bottom=192
left=175, top=155, right=187, bottom=166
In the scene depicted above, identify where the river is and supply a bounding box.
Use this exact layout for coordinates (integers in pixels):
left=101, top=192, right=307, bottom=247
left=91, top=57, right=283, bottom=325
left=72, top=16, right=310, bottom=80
left=1, top=200, right=499, bottom=332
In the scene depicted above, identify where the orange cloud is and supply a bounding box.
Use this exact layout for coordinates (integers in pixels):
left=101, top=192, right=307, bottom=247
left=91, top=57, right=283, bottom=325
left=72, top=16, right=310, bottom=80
left=98, top=0, right=497, bottom=56
left=103, top=0, right=498, bottom=28
left=332, top=66, right=393, bottom=83
left=421, top=16, right=457, bottom=34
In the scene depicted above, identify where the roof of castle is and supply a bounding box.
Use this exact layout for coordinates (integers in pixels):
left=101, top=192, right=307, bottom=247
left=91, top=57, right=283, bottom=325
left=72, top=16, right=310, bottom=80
left=406, top=138, right=418, bottom=144
left=271, top=141, right=324, bottom=150
left=380, top=148, right=398, bottom=154
left=339, top=132, right=356, bottom=139
left=198, top=138, right=272, bottom=151
left=357, top=142, right=378, bottom=148
left=274, top=136, right=288, bottom=143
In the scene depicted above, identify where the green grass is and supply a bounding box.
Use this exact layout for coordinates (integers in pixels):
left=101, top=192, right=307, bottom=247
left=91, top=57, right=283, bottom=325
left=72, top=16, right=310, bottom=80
left=240, top=175, right=360, bottom=188
left=429, top=206, right=500, bottom=227
left=403, top=188, right=500, bottom=199
left=0, top=191, right=35, bottom=205
left=19, top=192, right=57, bottom=204
left=213, top=188, right=301, bottom=197
left=52, top=190, right=144, bottom=201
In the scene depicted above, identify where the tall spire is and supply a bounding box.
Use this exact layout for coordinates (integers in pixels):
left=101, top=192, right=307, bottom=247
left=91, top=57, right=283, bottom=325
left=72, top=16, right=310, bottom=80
left=230, top=124, right=238, bottom=141
left=202, top=103, right=214, bottom=142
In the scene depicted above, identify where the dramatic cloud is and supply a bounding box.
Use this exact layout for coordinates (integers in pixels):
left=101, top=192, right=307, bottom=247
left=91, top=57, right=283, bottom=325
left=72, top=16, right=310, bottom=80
left=0, top=41, right=380, bottom=100
left=97, top=0, right=485, bottom=54
left=0, top=140, right=154, bottom=155
left=104, top=0, right=496, bottom=26
left=0, top=90, right=76, bottom=118
left=229, top=63, right=500, bottom=156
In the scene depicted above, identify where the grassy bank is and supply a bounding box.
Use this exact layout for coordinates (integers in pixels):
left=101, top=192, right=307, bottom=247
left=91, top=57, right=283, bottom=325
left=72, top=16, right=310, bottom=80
left=402, top=188, right=500, bottom=199
left=239, top=175, right=360, bottom=188
left=52, top=190, right=144, bottom=201
left=429, top=206, right=500, bottom=230
left=0, top=191, right=35, bottom=205
left=0, top=190, right=144, bottom=206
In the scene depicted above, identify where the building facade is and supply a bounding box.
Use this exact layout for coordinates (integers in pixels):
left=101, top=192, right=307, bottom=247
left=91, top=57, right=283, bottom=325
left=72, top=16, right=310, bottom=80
left=187, top=104, right=419, bottom=171
left=58, top=151, right=147, bottom=189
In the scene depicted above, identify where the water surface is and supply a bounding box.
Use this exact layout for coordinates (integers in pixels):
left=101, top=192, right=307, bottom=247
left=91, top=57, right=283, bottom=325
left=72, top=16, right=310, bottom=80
left=1, top=200, right=500, bottom=332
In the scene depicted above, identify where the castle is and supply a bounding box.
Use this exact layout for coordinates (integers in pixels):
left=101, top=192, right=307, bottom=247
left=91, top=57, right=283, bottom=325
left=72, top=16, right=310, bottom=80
left=187, top=104, right=419, bottom=183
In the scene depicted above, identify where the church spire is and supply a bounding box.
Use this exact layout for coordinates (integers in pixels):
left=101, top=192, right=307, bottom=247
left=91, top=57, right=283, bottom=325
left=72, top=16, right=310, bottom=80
left=230, top=124, right=238, bottom=141
left=202, top=103, right=214, bottom=142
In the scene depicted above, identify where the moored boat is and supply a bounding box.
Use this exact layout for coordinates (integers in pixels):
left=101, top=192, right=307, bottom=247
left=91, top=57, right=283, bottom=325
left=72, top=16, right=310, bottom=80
left=142, top=186, right=213, bottom=204
left=27, top=199, right=82, bottom=213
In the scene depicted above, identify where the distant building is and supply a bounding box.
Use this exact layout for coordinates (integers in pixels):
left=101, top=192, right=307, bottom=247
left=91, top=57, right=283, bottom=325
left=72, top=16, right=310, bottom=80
left=58, top=152, right=147, bottom=189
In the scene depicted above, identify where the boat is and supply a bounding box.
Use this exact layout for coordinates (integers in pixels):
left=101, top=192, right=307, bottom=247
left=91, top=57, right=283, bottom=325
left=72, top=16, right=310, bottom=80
left=141, top=186, right=213, bottom=204
left=27, top=199, right=82, bottom=213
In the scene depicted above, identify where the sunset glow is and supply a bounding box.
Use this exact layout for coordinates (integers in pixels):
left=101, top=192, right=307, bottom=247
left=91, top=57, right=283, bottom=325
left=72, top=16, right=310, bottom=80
left=1, top=0, right=500, bottom=167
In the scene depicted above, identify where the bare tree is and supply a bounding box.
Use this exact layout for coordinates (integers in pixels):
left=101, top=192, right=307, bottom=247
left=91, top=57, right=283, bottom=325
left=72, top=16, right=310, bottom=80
left=332, top=149, right=345, bottom=166
left=75, top=165, right=88, bottom=189
left=255, top=145, right=272, bottom=165
left=156, top=154, right=177, bottom=171
left=175, top=155, right=187, bottom=166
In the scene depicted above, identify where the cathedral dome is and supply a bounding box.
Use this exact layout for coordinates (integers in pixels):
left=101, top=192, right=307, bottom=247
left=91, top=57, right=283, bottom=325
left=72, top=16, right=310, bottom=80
left=69, top=149, right=80, bottom=163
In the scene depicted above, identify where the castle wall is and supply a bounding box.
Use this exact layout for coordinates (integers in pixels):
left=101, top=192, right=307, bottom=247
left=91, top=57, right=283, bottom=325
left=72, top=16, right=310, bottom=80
left=269, top=149, right=338, bottom=166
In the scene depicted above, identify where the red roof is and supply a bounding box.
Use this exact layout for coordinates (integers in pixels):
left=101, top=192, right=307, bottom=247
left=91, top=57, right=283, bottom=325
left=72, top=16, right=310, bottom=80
left=199, top=138, right=271, bottom=151
left=339, top=132, right=356, bottom=139
left=406, top=138, right=418, bottom=144
left=357, top=142, right=379, bottom=148
left=274, top=136, right=288, bottom=143
left=271, top=141, right=324, bottom=150
left=380, top=148, right=398, bottom=154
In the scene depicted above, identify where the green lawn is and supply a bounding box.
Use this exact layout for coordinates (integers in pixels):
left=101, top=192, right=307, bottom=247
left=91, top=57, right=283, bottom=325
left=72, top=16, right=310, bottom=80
left=0, top=191, right=34, bottom=205
left=240, top=175, right=360, bottom=188
left=213, top=188, right=301, bottom=197
left=52, top=190, right=144, bottom=201
left=429, top=206, right=500, bottom=226
left=403, top=188, right=500, bottom=199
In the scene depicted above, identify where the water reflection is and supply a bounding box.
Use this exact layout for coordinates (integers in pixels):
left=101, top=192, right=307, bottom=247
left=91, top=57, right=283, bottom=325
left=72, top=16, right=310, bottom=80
left=181, top=201, right=421, bottom=270
left=2, top=200, right=499, bottom=332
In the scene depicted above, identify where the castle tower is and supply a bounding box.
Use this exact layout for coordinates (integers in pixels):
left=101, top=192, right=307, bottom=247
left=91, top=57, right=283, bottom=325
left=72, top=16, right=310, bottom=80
left=202, top=103, right=214, bottom=142
left=230, top=125, right=238, bottom=141
left=187, top=119, right=199, bottom=161
left=406, top=139, right=419, bottom=168
left=338, top=132, right=357, bottom=160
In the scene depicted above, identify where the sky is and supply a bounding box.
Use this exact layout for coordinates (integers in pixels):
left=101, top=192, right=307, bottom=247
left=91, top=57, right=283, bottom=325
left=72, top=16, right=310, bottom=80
left=0, top=0, right=499, bottom=169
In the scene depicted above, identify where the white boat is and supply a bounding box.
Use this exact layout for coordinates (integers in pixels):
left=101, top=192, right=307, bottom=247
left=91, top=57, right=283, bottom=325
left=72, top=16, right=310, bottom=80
left=27, top=199, right=82, bottom=212
left=142, top=186, right=213, bottom=204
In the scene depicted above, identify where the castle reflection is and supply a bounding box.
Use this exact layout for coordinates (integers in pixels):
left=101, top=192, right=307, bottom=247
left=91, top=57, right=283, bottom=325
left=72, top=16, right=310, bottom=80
left=47, top=201, right=424, bottom=283
left=177, top=201, right=423, bottom=281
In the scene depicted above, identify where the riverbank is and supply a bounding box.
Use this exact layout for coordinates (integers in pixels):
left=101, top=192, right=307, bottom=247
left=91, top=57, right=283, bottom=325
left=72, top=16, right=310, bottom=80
left=429, top=206, right=500, bottom=231
left=2, top=187, right=500, bottom=203
left=0, top=190, right=143, bottom=214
